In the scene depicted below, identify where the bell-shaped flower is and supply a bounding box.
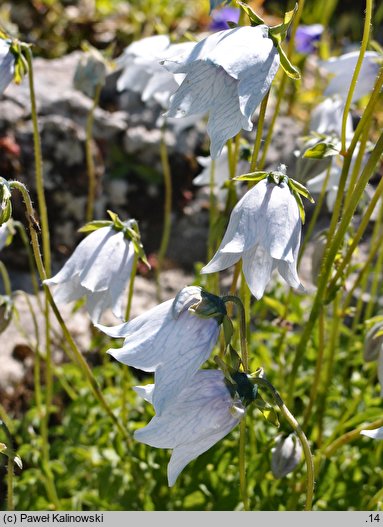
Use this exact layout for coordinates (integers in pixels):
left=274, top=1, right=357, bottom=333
left=0, top=39, right=15, bottom=95
left=163, top=25, right=280, bottom=159
left=201, top=176, right=303, bottom=299
left=96, top=286, right=225, bottom=414
left=319, top=51, right=381, bottom=103
left=134, top=369, right=245, bottom=486
left=43, top=225, right=136, bottom=323
left=73, top=47, right=108, bottom=99
left=309, top=96, right=353, bottom=139
left=360, top=427, right=383, bottom=440
left=294, top=24, right=323, bottom=54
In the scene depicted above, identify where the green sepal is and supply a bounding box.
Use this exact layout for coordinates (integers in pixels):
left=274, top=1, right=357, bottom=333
left=276, top=42, right=301, bottom=80
left=222, top=315, right=234, bottom=348
left=236, top=1, right=265, bottom=26
left=253, top=393, right=280, bottom=427
left=189, top=289, right=227, bottom=324
left=303, top=140, right=340, bottom=159
left=233, top=171, right=268, bottom=183
left=226, top=21, right=239, bottom=29
left=78, top=220, right=113, bottom=233
left=269, top=4, right=298, bottom=44
left=10, top=40, right=29, bottom=85
left=290, top=187, right=306, bottom=224
left=288, top=178, right=315, bottom=203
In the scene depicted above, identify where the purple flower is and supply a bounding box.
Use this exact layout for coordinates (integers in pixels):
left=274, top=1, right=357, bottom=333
left=294, top=24, right=323, bottom=54
left=209, top=7, right=240, bottom=31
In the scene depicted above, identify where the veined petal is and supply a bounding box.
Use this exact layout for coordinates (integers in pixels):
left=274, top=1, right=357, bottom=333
left=133, top=383, right=154, bottom=404
left=134, top=370, right=244, bottom=486
left=200, top=251, right=241, bottom=274
left=360, top=427, right=383, bottom=440
left=241, top=245, right=275, bottom=299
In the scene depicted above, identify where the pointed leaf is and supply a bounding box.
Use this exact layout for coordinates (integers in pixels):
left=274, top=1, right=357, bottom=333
left=78, top=220, right=113, bottom=233
left=233, top=171, right=268, bottom=182
left=269, top=4, right=298, bottom=43
left=237, top=1, right=265, bottom=26
left=277, top=43, right=301, bottom=80
left=303, top=141, right=340, bottom=159
left=289, top=178, right=315, bottom=203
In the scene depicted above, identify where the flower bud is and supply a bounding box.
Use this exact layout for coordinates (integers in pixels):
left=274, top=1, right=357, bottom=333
left=271, top=433, right=302, bottom=479
left=173, top=286, right=227, bottom=324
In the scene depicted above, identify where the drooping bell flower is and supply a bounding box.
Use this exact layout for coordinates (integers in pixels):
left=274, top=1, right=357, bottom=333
left=201, top=168, right=303, bottom=299
left=0, top=39, right=15, bottom=95
left=96, top=286, right=226, bottom=414
left=44, top=216, right=143, bottom=323
left=134, top=369, right=246, bottom=486
left=163, top=25, right=280, bottom=158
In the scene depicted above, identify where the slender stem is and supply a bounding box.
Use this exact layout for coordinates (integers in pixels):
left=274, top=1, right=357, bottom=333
left=155, top=125, right=172, bottom=302
left=0, top=419, right=14, bottom=511
left=222, top=295, right=248, bottom=371
left=302, top=309, right=325, bottom=429
left=287, top=131, right=383, bottom=404
left=9, top=180, right=132, bottom=445
left=239, top=417, right=249, bottom=510
left=250, top=90, right=270, bottom=173
left=23, top=45, right=51, bottom=277
left=340, top=0, right=373, bottom=153
left=253, top=376, right=315, bottom=511
left=0, top=261, right=11, bottom=296
left=125, top=251, right=138, bottom=321
left=321, top=417, right=383, bottom=459
left=14, top=221, right=42, bottom=301
left=85, top=83, right=102, bottom=223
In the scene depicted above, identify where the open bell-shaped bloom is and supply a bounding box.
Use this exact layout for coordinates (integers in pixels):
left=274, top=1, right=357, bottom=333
left=44, top=225, right=136, bottom=323
left=319, top=51, right=381, bottom=103
left=134, top=369, right=245, bottom=486
left=360, top=427, right=383, bottom=440
left=0, top=39, right=15, bottom=95
left=201, top=177, right=303, bottom=299
left=96, top=286, right=224, bottom=414
left=163, top=25, right=280, bottom=158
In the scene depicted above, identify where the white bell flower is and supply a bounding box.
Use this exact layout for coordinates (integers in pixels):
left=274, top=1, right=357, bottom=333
left=134, top=369, right=245, bottom=486
left=0, top=39, right=15, bottom=95
left=319, top=51, right=381, bottom=103
left=309, top=96, right=353, bottom=139
left=44, top=225, right=135, bottom=323
left=96, top=286, right=224, bottom=414
left=201, top=177, right=303, bottom=299
left=360, top=427, right=383, bottom=440
left=163, top=25, right=280, bottom=159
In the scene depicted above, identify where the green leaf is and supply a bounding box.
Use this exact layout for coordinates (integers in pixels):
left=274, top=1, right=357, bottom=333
left=288, top=178, right=315, bottom=203
left=276, top=43, right=301, bottom=80
left=269, top=4, right=298, bottom=43
left=303, top=141, right=340, bottom=159
left=236, top=1, right=265, bottom=26
left=78, top=220, right=112, bottom=233
left=233, top=171, right=268, bottom=182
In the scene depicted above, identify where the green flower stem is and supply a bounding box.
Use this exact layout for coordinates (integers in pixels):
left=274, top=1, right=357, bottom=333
left=155, top=125, right=172, bottom=302
left=222, top=294, right=249, bottom=509
left=287, top=131, right=383, bottom=405
left=340, top=0, right=373, bottom=154
left=302, top=309, right=325, bottom=430
left=0, top=261, right=11, bottom=296
left=327, top=172, right=383, bottom=292
left=320, top=416, right=383, bottom=460
left=125, top=250, right=138, bottom=321
left=298, top=163, right=331, bottom=265
left=23, top=45, right=51, bottom=277
left=250, top=90, right=270, bottom=172
left=9, top=180, right=132, bottom=446
left=253, top=376, right=315, bottom=511
left=85, top=83, right=102, bottom=223
left=0, top=417, right=14, bottom=511
left=14, top=221, right=42, bottom=303
left=258, top=0, right=305, bottom=170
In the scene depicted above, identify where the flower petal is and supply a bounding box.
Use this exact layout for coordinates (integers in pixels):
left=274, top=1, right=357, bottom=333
left=360, top=427, right=383, bottom=440
left=241, top=244, right=275, bottom=299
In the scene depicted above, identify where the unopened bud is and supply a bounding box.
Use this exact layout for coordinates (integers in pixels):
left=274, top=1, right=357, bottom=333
left=0, top=178, right=12, bottom=225
left=271, top=433, right=302, bottom=479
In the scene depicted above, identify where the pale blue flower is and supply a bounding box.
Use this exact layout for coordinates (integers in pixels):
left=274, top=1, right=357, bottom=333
left=163, top=25, right=280, bottom=158
left=0, top=39, right=15, bottom=95
left=210, top=0, right=231, bottom=12
left=320, top=51, right=381, bottom=103
left=44, top=226, right=135, bottom=323
left=134, top=369, right=245, bottom=486
left=294, top=24, right=323, bottom=54
left=209, top=7, right=240, bottom=31
left=201, top=177, right=303, bottom=299
left=271, top=433, right=302, bottom=478
left=360, top=427, right=383, bottom=440
left=309, top=96, right=353, bottom=139
left=96, top=286, right=223, bottom=414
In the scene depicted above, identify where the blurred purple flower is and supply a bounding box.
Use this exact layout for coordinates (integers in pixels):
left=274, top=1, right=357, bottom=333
left=294, top=24, right=323, bottom=54
left=209, top=7, right=240, bottom=31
